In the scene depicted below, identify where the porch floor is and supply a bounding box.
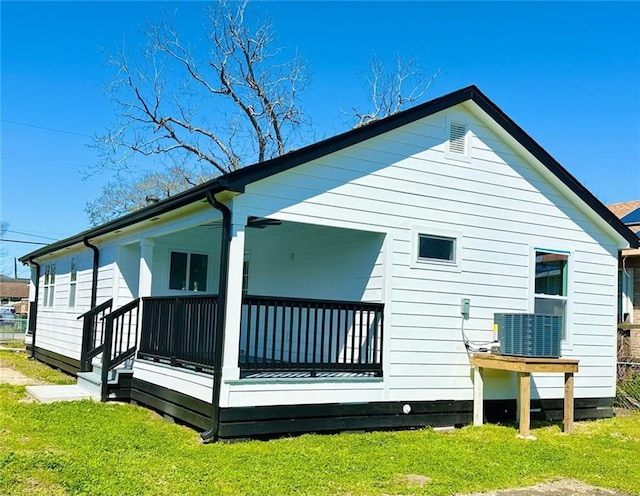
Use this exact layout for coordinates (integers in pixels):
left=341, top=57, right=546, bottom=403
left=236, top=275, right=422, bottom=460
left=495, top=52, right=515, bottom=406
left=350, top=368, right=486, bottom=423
left=26, top=384, right=98, bottom=403
left=241, top=371, right=379, bottom=379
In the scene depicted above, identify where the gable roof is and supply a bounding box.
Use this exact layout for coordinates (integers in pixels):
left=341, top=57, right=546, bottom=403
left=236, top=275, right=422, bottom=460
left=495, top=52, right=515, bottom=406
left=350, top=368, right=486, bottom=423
left=0, top=276, right=29, bottom=299
left=20, top=85, right=639, bottom=262
left=608, top=200, right=640, bottom=220
left=608, top=200, right=640, bottom=234
left=621, top=207, right=640, bottom=225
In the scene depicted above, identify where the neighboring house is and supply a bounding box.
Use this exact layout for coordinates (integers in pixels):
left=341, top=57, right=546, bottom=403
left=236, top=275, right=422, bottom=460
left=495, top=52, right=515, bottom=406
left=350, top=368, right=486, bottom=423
left=0, top=275, right=29, bottom=306
left=608, top=200, right=640, bottom=358
left=20, top=86, right=638, bottom=441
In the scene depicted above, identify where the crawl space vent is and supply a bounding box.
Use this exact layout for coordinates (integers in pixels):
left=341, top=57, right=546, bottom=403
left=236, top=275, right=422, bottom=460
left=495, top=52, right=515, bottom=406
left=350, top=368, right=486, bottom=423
left=449, top=122, right=467, bottom=154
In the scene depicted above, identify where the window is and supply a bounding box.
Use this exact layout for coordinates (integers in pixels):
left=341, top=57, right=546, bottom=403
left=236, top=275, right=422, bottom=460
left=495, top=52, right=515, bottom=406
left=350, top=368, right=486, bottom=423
left=169, top=252, right=208, bottom=291
left=534, top=250, right=568, bottom=339
left=68, top=258, right=78, bottom=307
left=43, top=263, right=56, bottom=307
left=418, top=234, right=456, bottom=262
left=619, top=268, right=634, bottom=323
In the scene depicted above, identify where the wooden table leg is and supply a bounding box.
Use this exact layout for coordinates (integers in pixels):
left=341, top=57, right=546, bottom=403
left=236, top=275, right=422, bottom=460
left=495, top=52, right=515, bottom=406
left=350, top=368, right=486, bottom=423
left=517, top=372, right=532, bottom=438
left=564, top=372, right=574, bottom=433
left=473, top=367, right=484, bottom=426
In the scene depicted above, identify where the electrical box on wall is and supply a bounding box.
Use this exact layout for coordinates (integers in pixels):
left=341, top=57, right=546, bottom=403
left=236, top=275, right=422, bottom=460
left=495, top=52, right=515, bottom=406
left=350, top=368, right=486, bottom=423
left=460, top=298, right=470, bottom=317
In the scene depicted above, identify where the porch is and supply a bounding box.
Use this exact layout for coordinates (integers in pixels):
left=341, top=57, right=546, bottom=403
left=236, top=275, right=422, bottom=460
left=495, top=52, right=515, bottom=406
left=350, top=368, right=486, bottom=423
left=80, top=293, right=384, bottom=387
left=79, top=217, right=387, bottom=400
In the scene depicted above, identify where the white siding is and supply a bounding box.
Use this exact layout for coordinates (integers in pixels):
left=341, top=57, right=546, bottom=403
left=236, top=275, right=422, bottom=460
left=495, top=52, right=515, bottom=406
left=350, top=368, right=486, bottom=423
left=245, top=222, right=384, bottom=302
left=35, top=243, right=117, bottom=361
left=150, top=228, right=222, bottom=297
left=222, top=105, right=620, bottom=407
left=31, top=102, right=622, bottom=411
left=132, top=360, right=214, bottom=403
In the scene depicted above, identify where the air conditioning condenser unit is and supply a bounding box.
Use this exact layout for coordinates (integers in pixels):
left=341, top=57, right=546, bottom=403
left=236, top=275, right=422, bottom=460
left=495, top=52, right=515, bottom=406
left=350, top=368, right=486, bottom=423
left=494, top=313, right=561, bottom=358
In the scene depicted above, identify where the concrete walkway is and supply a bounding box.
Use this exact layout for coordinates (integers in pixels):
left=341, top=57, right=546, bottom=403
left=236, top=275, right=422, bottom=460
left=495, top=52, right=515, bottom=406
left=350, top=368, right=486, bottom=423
left=0, top=348, right=97, bottom=403
left=25, top=384, right=97, bottom=403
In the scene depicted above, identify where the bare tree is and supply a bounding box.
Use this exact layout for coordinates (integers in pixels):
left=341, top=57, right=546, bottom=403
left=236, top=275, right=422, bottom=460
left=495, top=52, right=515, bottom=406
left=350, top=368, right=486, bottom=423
left=88, top=1, right=440, bottom=224
left=85, top=167, right=199, bottom=226
left=347, top=54, right=440, bottom=128
left=92, top=0, right=309, bottom=183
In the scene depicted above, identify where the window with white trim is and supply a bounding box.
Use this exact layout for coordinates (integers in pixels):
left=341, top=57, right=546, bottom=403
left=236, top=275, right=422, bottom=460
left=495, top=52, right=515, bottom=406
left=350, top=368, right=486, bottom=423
left=418, top=234, right=456, bottom=263
left=169, top=251, right=208, bottom=291
left=534, top=250, right=568, bottom=339
left=68, top=258, right=78, bottom=307
left=618, top=267, right=634, bottom=323
left=43, top=263, right=56, bottom=307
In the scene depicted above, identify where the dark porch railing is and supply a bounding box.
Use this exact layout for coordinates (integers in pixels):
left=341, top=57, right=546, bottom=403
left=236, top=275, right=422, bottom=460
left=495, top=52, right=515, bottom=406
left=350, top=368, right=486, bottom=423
left=79, top=299, right=113, bottom=372
left=239, top=296, right=384, bottom=376
left=101, top=298, right=140, bottom=400
left=138, top=295, right=218, bottom=370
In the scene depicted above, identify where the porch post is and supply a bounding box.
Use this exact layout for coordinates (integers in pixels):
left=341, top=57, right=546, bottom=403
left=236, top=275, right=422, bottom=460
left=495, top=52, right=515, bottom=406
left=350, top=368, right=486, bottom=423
left=138, top=238, right=154, bottom=298
left=220, top=220, right=246, bottom=383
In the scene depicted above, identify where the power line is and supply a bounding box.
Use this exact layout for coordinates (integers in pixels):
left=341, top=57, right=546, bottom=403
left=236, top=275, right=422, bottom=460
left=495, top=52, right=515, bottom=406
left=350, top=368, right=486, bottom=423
left=0, top=239, right=48, bottom=245
left=5, top=229, right=60, bottom=241
left=2, top=119, right=92, bottom=138
left=0, top=152, right=92, bottom=170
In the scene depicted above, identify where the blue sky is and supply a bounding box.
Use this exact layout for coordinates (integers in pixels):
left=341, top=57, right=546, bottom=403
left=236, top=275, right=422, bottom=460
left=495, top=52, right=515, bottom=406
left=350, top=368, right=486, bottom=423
left=1, top=1, right=639, bottom=277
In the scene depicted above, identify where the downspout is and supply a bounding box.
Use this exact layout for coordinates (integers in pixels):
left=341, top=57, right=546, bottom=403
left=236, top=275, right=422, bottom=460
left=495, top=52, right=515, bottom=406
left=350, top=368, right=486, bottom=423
left=83, top=237, right=100, bottom=309
left=201, top=189, right=232, bottom=442
left=28, top=259, right=40, bottom=359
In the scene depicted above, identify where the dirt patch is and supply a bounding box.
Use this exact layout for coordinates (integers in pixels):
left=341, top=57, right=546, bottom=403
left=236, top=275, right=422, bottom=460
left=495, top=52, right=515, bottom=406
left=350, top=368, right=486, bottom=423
left=0, top=364, right=45, bottom=386
left=395, top=474, right=432, bottom=487
left=458, top=478, right=630, bottom=496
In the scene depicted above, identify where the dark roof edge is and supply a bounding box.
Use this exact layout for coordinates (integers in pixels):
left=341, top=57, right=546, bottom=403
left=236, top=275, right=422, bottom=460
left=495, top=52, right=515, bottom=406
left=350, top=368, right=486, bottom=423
left=222, top=85, right=476, bottom=190
left=20, top=84, right=638, bottom=262
left=19, top=85, right=478, bottom=263
left=466, top=88, right=639, bottom=248
left=19, top=180, right=229, bottom=262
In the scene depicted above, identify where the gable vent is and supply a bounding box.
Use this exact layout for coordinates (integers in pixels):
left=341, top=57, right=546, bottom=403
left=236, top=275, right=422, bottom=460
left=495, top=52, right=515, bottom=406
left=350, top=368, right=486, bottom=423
left=449, top=122, right=467, bottom=154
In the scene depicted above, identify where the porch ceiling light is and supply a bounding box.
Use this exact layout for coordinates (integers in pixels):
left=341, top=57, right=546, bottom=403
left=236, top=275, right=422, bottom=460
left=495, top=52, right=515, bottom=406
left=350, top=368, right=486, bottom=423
left=246, top=216, right=282, bottom=229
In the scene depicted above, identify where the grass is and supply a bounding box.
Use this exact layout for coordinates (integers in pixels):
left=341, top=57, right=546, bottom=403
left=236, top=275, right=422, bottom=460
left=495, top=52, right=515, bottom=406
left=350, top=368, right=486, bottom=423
left=1, top=353, right=639, bottom=496
left=0, top=350, right=75, bottom=385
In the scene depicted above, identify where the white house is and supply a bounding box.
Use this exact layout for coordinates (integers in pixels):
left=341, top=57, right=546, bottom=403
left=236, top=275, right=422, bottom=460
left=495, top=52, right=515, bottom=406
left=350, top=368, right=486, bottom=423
left=20, top=86, right=638, bottom=440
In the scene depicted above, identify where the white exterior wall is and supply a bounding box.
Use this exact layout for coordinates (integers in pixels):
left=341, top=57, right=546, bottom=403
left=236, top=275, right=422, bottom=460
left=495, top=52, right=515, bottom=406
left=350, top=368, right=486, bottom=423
left=31, top=206, right=224, bottom=365
left=150, top=229, right=222, bottom=297
left=244, top=222, right=384, bottom=302
left=222, top=104, right=620, bottom=408
left=29, top=102, right=622, bottom=411
left=34, top=243, right=117, bottom=361
left=132, top=360, right=214, bottom=403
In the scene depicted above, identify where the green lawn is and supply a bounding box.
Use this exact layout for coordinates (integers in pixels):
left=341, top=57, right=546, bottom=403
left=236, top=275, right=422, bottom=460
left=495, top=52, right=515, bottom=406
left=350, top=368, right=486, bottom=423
left=1, top=353, right=639, bottom=496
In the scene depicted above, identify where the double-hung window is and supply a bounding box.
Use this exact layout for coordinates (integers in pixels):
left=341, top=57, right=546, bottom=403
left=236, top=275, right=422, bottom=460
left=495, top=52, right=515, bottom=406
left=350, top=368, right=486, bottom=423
left=68, top=258, right=78, bottom=307
left=43, top=263, right=56, bottom=307
left=169, top=251, right=208, bottom=291
left=534, top=250, right=569, bottom=339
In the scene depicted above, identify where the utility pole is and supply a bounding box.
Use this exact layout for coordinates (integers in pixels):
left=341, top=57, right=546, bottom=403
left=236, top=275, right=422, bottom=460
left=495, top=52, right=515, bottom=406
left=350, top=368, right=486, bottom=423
left=14, top=257, right=17, bottom=279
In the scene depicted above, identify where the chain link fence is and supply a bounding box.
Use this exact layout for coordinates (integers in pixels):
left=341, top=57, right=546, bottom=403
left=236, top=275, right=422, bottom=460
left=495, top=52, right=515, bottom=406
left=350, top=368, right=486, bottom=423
left=0, top=317, right=27, bottom=343
left=615, top=328, right=640, bottom=410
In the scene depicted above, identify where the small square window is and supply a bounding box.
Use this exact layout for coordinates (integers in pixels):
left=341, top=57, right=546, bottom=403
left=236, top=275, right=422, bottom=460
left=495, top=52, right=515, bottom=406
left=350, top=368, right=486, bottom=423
left=418, top=234, right=455, bottom=262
